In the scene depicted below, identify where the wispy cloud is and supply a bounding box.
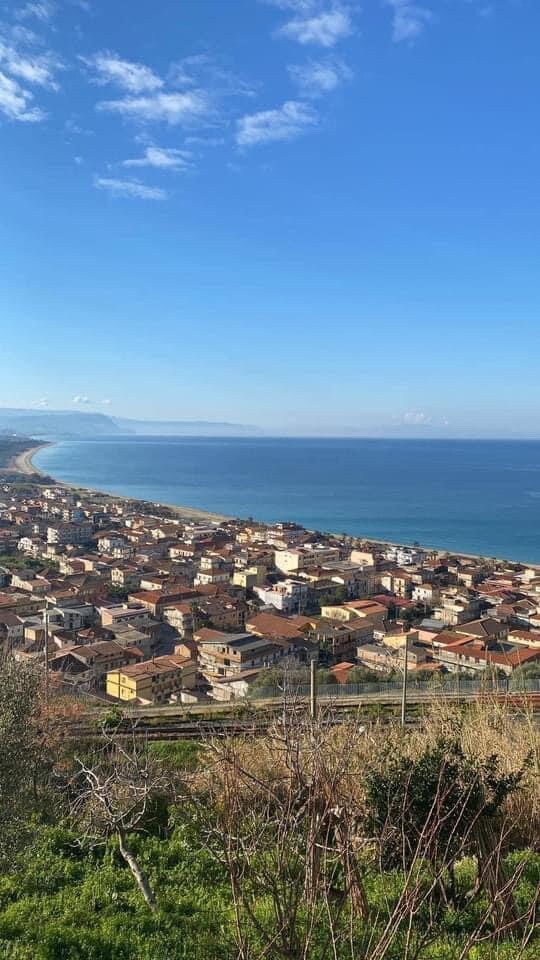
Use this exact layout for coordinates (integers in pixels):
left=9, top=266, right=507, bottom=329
left=169, top=53, right=254, bottom=99
left=237, top=100, right=317, bottom=147
left=385, top=0, right=433, bottom=43
left=278, top=5, right=353, bottom=47
left=123, top=145, right=191, bottom=170
left=398, top=411, right=432, bottom=425
left=0, top=40, right=61, bottom=89
left=97, top=89, right=209, bottom=126
left=93, top=176, right=167, bottom=200
left=264, top=1, right=322, bottom=9
left=288, top=55, right=351, bottom=96
left=16, top=2, right=56, bottom=22
left=0, top=69, right=44, bottom=121
left=82, top=51, right=163, bottom=93
left=73, top=395, right=113, bottom=406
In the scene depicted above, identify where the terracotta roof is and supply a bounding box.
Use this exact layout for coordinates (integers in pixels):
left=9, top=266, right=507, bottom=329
left=246, top=612, right=305, bottom=640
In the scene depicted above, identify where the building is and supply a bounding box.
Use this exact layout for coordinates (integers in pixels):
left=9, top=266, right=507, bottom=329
left=274, top=545, right=340, bottom=575
left=195, top=629, right=283, bottom=679
left=321, top=600, right=387, bottom=623
left=47, top=522, right=93, bottom=546
left=254, top=579, right=309, bottom=614
left=106, top=654, right=196, bottom=703
left=99, top=602, right=153, bottom=629
left=232, top=565, right=267, bottom=589
left=50, top=640, right=144, bottom=688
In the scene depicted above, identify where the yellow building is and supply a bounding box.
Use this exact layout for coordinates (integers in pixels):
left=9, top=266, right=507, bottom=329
left=106, top=654, right=197, bottom=704
left=321, top=600, right=387, bottom=623
left=233, top=565, right=267, bottom=589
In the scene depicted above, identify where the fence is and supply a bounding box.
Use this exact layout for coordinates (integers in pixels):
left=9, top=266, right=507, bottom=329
left=251, top=677, right=540, bottom=702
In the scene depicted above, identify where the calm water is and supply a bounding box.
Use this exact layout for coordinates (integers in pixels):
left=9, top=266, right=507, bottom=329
left=34, top=437, right=540, bottom=562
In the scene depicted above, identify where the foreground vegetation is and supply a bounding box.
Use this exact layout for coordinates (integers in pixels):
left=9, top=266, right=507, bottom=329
left=0, top=659, right=538, bottom=959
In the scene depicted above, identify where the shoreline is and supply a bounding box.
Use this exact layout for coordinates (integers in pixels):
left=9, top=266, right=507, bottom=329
left=7, top=441, right=52, bottom=476
left=20, top=440, right=540, bottom=569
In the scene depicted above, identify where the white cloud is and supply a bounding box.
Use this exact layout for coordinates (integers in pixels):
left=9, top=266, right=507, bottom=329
left=94, top=176, right=167, bottom=200
left=385, top=1, right=433, bottom=43
left=237, top=99, right=317, bottom=146
left=123, top=145, right=191, bottom=170
left=401, top=411, right=432, bottom=425
left=16, top=2, right=56, bottom=22
left=100, top=398, right=112, bottom=405
left=82, top=51, right=163, bottom=93
left=97, top=90, right=209, bottom=126
left=73, top=395, right=90, bottom=404
left=288, top=56, right=351, bottom=96
left=0, top=69, right=44, bottom=121
left=264, top=1, right=319, bottom=9
left=32, top=397, right=49, bottom=407
left=0, top=41, right=61, bottom=89
left=169, top=54, right=254, bottom=99
left=279, top=6, right=353, bottom=47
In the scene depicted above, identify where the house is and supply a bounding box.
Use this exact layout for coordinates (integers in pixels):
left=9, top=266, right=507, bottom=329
left=254, top=579, right=309, bottom=614
left=274, top=545, right=340, bottom=575
left=232, top=565, right=267, bottom=589
left=110, top=564, right=142, bottom=591
left=128, top=589, right=198, bottom=618
left=162, top=602, right=195, bottom=636
left=321, top=600, right=387, bottom=623
left=356, top=643, right=396, bottom=672
left=437, top=640, right=540, bottom=676
left=454, top=618, right=508, bottom=643
left=195, top=629, right=284, bottom=680
left=47, top=522, right=93, bottom=546
left=106, top=654, right=197, bottom=704
left=195, top=595, right=248, bottom=631
left=100, top=602, right=153, bottom=629
left=210, top=668, right=264, bottom=701
left=49, top=640, right=144, bottom=688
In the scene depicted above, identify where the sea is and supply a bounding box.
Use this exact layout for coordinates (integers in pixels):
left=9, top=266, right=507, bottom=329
left=33, top=437, right=540, bottom=564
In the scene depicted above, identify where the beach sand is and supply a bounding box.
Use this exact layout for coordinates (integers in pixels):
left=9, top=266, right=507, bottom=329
left=6, top=442, right=51, bottom=475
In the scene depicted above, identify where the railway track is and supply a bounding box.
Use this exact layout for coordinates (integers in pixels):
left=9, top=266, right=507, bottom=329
left=65, top=692, right=540, bottom=740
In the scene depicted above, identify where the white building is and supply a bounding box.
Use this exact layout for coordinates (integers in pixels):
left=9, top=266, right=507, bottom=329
left=274, top=545, right=340, bottom=575
left=254, top=579, right=309, bottom=614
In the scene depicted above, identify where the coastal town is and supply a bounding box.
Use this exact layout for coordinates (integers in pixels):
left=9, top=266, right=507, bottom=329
left=0, top=441, right=539, bottom=709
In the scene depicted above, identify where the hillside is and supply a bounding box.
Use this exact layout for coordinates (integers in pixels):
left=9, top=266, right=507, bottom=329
left=0, top=408, right=258, bottom=439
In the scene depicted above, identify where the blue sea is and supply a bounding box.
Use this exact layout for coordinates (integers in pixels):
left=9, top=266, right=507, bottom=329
left=33, top=437, right=540, bottom=563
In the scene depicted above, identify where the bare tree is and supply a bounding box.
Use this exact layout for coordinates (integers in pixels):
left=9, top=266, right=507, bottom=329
left=69, top=727, right=172, bottom=911
left=179, top=704, right=538, bottom=960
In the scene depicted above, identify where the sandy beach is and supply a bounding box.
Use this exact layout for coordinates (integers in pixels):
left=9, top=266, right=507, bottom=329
left=6, top=442, right=51, bottom=475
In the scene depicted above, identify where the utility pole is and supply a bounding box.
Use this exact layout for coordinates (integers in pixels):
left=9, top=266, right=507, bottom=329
left=400, top=632, right=409, bottom=728
left=310, top=658, right=317, bottom=721
left=43, top=598, right=50, bottom=713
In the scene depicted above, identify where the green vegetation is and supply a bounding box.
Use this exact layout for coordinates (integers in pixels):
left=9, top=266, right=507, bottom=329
left=0, top=657, right=538, bottom=959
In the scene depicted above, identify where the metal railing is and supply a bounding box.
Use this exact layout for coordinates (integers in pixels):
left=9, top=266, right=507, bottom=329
left=250, top=677, right=540, bottom=702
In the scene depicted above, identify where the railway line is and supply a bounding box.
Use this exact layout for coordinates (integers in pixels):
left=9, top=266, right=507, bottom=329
left=65, top=689, right=540, bottom=740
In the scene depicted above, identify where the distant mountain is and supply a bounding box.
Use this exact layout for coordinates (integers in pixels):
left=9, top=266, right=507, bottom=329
left=0, top=408, right=123, bottom=438
left=0, top=408, right=260, bottom=439
left=113, top=417, right=261, bottom=436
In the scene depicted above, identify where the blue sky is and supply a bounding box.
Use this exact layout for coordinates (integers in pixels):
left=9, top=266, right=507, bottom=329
left=1, top=0, right=539, bottom=436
